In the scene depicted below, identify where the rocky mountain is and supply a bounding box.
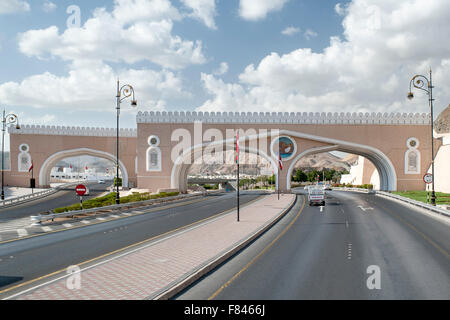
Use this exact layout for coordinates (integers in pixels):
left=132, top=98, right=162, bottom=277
left=435, top=104, right=450, bottom=133
left=188, top=151, right=351, bottom=176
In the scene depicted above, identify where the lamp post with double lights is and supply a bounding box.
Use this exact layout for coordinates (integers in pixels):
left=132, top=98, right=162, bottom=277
left=115, top=80, right=137, bottom=205
left=1, top=110, right=20, bottom=200
left=407, top=69, right=436, bottom=205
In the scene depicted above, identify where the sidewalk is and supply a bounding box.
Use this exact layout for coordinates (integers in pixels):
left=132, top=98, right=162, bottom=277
left=8, top=193, right=296, bottom=300
left=2, top=186, right=47, bottom=200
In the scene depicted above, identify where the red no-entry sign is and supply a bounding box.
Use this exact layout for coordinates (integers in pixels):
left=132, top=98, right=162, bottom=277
left=75, top=184, right=87, bottom=196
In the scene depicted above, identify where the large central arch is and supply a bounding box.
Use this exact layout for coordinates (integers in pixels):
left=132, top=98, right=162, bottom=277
left=39, top=148, right=129, bottom=188
left=171, top=135, right=279, bottom=193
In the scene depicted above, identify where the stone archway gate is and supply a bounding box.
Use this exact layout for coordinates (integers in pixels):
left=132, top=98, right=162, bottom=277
left=5, top=125, right=137, bottom=188
left=136, top=111, right=436, bottom=193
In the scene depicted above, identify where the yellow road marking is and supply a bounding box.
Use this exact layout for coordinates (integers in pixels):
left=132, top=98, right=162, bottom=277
left=208, top=195, right=306, bottom=300
left=0, top=194, right=264, bottom=296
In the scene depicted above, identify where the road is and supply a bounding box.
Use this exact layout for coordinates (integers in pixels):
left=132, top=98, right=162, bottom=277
left=0, top=181, right=112, bottom=221
left=176, top=190, right=450, bottom=300
left=0, top=192, right=262, bottom=295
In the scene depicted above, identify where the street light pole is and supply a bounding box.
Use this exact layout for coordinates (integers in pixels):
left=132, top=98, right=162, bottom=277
left=115, top=80, right=137, bottom=205
left=408, top=68, right=436, bottom=206
left=1, top=109, right=20, bottom=200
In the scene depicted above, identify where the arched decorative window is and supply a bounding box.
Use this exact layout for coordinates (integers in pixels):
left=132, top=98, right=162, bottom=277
left=18, top=144, right=32, bottom=172
left=404, top=137, right=420, bottom=174
left=146, top=135, right=162, bottom=172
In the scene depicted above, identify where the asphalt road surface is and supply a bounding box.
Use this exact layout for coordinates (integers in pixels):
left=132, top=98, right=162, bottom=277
left=176, top=190, right=450, bottom=300
left=0, top=192, right=262, bottom=295
left=0, top=181, right=112, bottom=221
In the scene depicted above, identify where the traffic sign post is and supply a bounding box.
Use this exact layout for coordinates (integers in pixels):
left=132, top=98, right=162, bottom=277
left=423, top=174, right=433, bottom=204
left=76, top=184, right=87, bottom=210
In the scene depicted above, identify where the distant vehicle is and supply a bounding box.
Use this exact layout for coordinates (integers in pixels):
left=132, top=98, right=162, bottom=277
left=323, top=184, right=332, bottom=191
left=308, top=187, right=325, bottom=206
left=84, top=187, right=90, bottom=196
left=98, top=180, right=105, bottom=184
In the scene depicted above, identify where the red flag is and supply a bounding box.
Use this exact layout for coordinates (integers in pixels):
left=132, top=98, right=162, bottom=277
left=28, top=161, right=33, bottom=172
left=278, top=153, right=283, bottom=171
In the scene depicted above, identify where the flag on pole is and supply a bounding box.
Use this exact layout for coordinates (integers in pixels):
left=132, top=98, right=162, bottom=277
left=278, top=153, right=283, bottom=171
left=235, top=132, right=239, bottom=164
left=28, top=161, right=33, bottom=172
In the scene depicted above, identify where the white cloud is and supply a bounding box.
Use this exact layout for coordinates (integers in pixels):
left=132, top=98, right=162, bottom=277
left=18, top=0, right=206, bottom=70
left=42, top=1, right=56, bottom=13
left=281, top=26, right=300, bottom=36
left=0, top=60, right=189, bottom=111
left=198, top=0, right=450, bottom=117
left=0, top=0, right=29, bottom=14
left=181, top=0, right=217, bottom=29
left=304, top=29, right=318, bottom=40
left=335, top=3, right=347, bottom=16
left=239, top=0, right=289, bottom=21
left=213, top=62, right=229, bottom=76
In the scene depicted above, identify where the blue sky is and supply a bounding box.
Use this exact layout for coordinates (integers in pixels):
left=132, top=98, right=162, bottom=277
left=0, top=0, right=449, bottom=149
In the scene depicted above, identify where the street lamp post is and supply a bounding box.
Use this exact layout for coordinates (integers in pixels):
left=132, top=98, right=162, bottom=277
left=1, top=109, right=20, bottom=200
left=115, top=80, right=137, bottom=205
left=407, top=69, right=436, bottom=206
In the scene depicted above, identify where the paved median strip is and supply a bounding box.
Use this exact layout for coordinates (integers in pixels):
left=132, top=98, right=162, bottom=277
left=3, top=194, right=296, bottom=300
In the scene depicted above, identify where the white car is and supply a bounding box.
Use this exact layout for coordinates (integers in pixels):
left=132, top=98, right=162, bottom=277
left=308, top=187, right=325, bottom=206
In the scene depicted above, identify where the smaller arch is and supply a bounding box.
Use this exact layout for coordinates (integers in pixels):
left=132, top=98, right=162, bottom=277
left=39, top=148, right=129, bottom=188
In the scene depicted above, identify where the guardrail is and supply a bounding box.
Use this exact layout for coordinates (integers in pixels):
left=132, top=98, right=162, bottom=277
left=0, top=181, right=82, bottom=209
left=332, top=187, right=450, bottom=218
left=30, top=189, right=227, bottom=225
left=376, top=191, right=450, bottom=218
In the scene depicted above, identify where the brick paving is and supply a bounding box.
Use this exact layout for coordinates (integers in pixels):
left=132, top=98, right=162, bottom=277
left=13, top=194, right=295, bottom=300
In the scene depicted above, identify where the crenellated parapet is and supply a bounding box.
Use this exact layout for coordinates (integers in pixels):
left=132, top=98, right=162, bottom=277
left=8, top=125, right=137, bottom=137
left=136, top=111, right=431, bottom=125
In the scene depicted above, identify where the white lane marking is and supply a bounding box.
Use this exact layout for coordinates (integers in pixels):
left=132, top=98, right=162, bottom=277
left=80, top=220, right=91, bottom=224
left=17, top=229, right=28, bottom=237
left=131, top=211, right=143, bottom=214
left=109, top=215, right=120, bottom=219
left=358, top=205, right=374, bottom=212
left=320, top=206, right=324, bottom=212
left=63, top=223, right=73, bottom=228
left=96, top=217, right=106, bottom=221
left=41, top=226, right=52, bottom=232
left=346, top=221, right=349, bottom=228
left=122, top=212, right=133, bottom=216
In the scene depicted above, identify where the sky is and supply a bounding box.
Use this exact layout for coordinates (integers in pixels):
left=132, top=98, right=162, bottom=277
left=0, top=0, right=450, bottom=151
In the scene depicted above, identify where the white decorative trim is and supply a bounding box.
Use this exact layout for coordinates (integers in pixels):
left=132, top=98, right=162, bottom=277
left=9, top=125, right=137, bottom=137
left=137, top=111, right=431, bottom=125
left=270, top=135, right=297, bottom=161
left=146, top=147, right=162, bottom=172
left=404, top=137, right=421, bottom=175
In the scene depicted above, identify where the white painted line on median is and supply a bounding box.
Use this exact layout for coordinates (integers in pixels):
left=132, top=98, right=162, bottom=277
left=41, top=226, right=52, bottom=232
left=63, top=223, right=72, bottom=228
left=96, top=217, right=106, bottom=221
left=109, top=215, right=120, bottom=218
left=17, top=229, right=28, bottom=237
left=80, top=220, right=91, bottom=224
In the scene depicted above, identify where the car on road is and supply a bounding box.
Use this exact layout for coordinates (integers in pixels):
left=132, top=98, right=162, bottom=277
left=323, top=184, right=332, bottom=191
left=308, top=187, right=325, bottom=206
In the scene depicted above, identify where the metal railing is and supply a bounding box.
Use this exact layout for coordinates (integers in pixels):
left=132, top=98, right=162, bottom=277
left=0, top=181, right=82, bottom=209
left=30, top=189, right=226, bottom=225
left=333, top=187, right=449, bottom=218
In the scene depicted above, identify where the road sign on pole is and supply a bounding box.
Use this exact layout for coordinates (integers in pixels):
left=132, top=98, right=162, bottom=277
left=76, top=184, right=87, bottom=196
left=423, top=173, right=433, bottom=184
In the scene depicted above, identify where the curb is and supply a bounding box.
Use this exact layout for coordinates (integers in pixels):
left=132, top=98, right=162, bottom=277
left=151, top=194, right=299, bottom=300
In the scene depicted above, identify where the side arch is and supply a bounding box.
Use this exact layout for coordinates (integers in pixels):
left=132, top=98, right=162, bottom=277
left=286, top=145, right=397, bottom=191
left=39, top=148, right=129, bottom=188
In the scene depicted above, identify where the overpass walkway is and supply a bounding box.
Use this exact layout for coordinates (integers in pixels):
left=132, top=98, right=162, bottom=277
left=5, top=193, right=296, bottom=300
